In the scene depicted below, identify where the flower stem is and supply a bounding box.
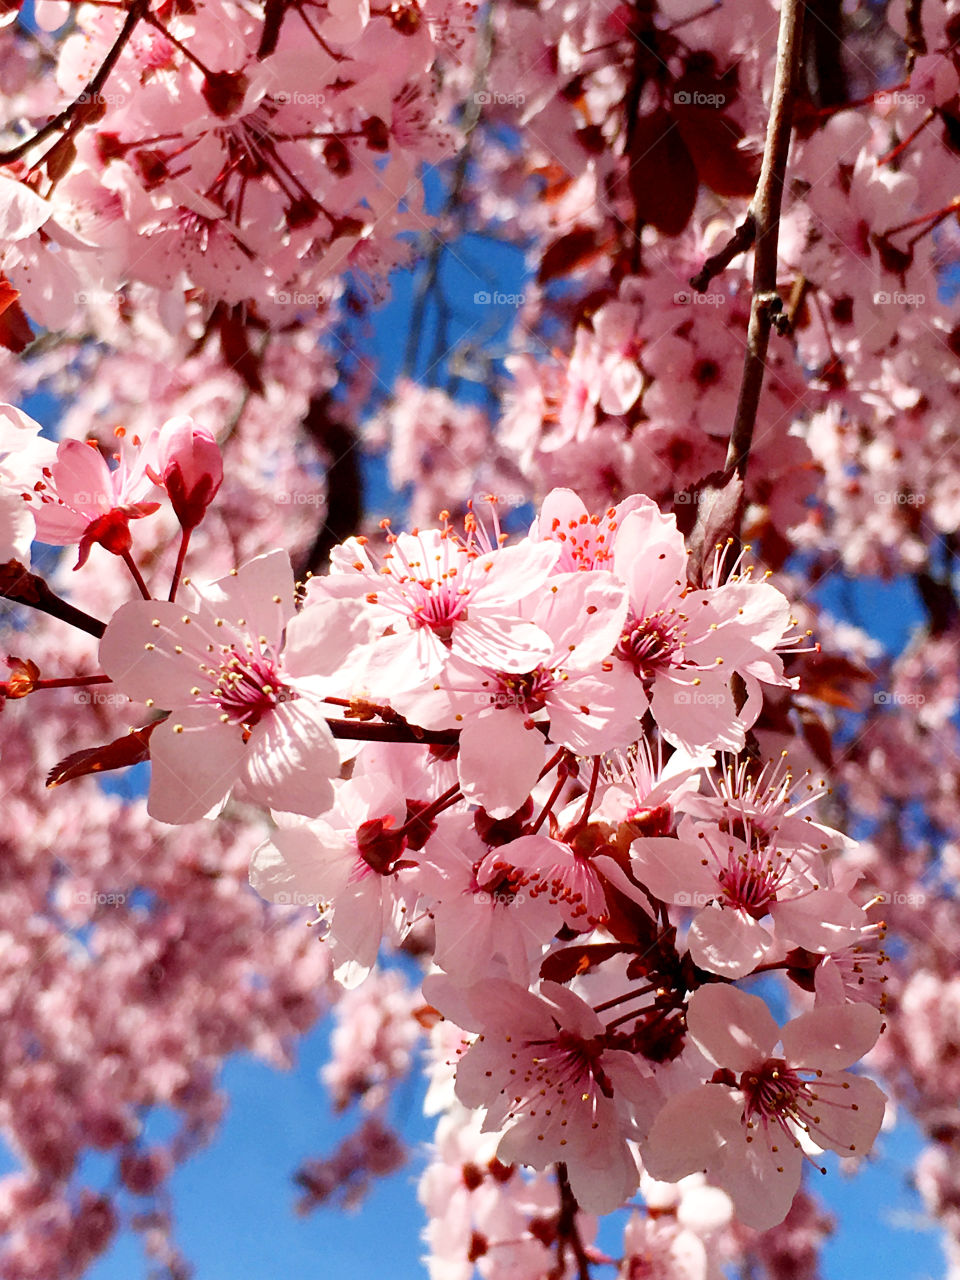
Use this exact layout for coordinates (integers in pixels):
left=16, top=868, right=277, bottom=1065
left=121, top=551, right=152, bottom=600
left=169, top=529, right=191, bottom=602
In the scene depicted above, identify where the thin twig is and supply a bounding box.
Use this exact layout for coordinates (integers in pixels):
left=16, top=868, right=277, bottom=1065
left=0, top=0, right=148, bottom=166
left=725, top=0, right=805, bottom=485
left=324, top=718, right=458, bottom=745
left=0, top=561, right=107, bottom=638
left=554, top=1164, right=592, bottom=1280
left=689, top=214, right=756, bottom=294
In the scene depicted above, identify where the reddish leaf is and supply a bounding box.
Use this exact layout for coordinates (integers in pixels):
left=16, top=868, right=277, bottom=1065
left=683, top=470, right=744, bottom=586
left=0, top=291, right=32, bottom=353
left=674, top=104, right=760, bottom=198
left=46, top=720, right=164, bottom=788
left=627, top=109, right=699, bottom=237
left=537, top=226, right=605, bottom=284
left=800, top=652, right=876, bottom=710
left=217, top=305, right=264, bottom=393
left=798, top=706, right=833, bottom=769
left=0, top=275, right=18, bottom=318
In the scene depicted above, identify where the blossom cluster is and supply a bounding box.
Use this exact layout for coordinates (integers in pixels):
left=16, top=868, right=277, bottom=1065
left=0, top=408, right=888, bottom=1242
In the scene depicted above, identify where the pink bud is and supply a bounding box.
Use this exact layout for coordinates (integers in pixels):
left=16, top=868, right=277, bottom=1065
left=158, top=415, right=222, bottom=531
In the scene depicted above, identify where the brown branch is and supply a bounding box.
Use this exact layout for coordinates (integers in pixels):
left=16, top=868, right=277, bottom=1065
left=903, top=0, right=926, bottom=74
left=689, top=214, right=756, bottom=294
left=324, top=718, right=458, bottom=745
left=0, top=0, right=148, bottom=167
left=294, top=393, right=363, bottom=580
left=725, top=0, right=805, bottom=486
left=0, top=560, right=107, bottom=638
left=554, top=1164, right=592, bottom=1280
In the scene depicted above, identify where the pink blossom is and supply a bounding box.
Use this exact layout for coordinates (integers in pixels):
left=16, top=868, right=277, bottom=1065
left=155, top=414, right=223, bottom=531
left=250, top=770, right=418, bottom=987
left=630, top=817, right=866, bottom=979
left=392, top=568, right=635, bottom=816
left=316, top=525, right=561, bottom=692
left=424, top=975, right=659, bottom=1213
left=22, top=435, right=161, bottom=568
left=99, top=550, right=365, bottom=822
left=643, top=985, right=886, bottom=1230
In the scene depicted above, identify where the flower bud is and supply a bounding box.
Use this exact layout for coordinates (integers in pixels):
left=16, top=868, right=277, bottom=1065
left=158, top=415, right=222, bottom=531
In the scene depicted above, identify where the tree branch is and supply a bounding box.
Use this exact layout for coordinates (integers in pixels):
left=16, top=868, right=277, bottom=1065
left=554, top=1164, right=592, bottom=1280
left=689, top=214, right=756, bottom=294
left=725, top=0, right=805, bottom=485
left=0, top=561, right=106, bottom=638
left=0, top=0, right=148, bottom=167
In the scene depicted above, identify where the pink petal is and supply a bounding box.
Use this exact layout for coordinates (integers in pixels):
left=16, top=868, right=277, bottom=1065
left=642, top=1086, right=741, bottom=1183
left=466, top=540, right=561, bottom=608
left=536, top=570, right=628, bottom=669
left=713, top=1129, right=803, bottom=1231
left=457, top=711, right=546, bottom=818
left=242, top=699, right=339, bottom=817
left=52, top=438, right=114, bottom=512
left=283, top=598, right=369, bottom=678
left=780, top=1003, right=883, bottom=1071
left=197, top=549, right=295, bottom=643
left=685, top=985, right=780, bottom=1071
left=629, top=837, right=716, bottom=904
left=147, top=709, right=245, bottom=824
left=451, top=614, right=553, bottom=673
left=688, top=906, right=774, bottom=979
left=805, top=1074, right=887, bottom=1157
left=771, top=891, right=866, bottom=953
left=99, top=601, right=209, bottom=706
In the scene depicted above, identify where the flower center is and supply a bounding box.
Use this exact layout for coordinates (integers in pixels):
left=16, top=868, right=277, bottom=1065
left=616, top=610, right=683, bottom=678
left=491, top=666, right=555, bottom=714
left=740, top=1057, right=810, bottom=1131
left=210, top=649, right=294, bottom=729
left=716, top=847, right=787, bottom=916
left=408, top=582, right=469, bottom=642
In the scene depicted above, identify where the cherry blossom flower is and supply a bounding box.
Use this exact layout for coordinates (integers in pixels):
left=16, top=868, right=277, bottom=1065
left=643, top=985, right=886, bottom=1230
left=314, top=526, right=561, bottom=694
left=99, top=550, right=366, bottom=823
left=392, top=568, right=635, bottom=816
left=154, top=414, right=223, bottom=531
left=424, top=975, right=660, bottom=1213
left=416, top=813, right=561, bottom=985
left=630, top=817, right=866, bottom=979
left=250, top=770, right=419, bottom=987
left=22, top=435, right=161, bottom=569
